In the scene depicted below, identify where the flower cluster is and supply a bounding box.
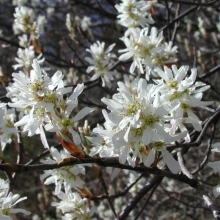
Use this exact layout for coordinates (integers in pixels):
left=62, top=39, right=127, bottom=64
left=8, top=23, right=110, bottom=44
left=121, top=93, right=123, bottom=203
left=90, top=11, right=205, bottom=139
left=13, top=46, right=44, bottom=72
left=85, top=41, right=118, bottom=88
left=0, top=103, right=17, bottom=151
left=119, top=27, right=178, bottom=80
left=40, top=147, right=86, bottom=195
left=154, top=65, right=213, bottom=141
left=0, top=178, right=30, bottom=220
left=14, top=6, right=35, bottom=34
left=115, top=0, right=154, bottom=28
left=87, top=65, right=212, bottom=173
left=13, top=6, right=46, bottom=37
left=52, top=188, right=96, bottom=220
left=7, top=59, right=93, bottom=148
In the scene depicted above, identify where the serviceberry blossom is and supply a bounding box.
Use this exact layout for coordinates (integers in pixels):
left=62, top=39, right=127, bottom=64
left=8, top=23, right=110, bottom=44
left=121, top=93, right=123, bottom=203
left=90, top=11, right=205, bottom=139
left=37, top=15, right=46, bottom=33
left=87, top=110, right=115, bottom=158
left=18, top=34, right=29, bottom=47
left=66, top=13, right=76, bottom=39
left=85, top=41, right=118, bottom=88
left=119, top=27, right=178, bottom=80
left=0, top=103, right=17, bottom=151
left=40, top=147, right=86, bottom=195
left=13, top=46, right=44, bottom=71
left=115, top=0, right=154, bottom=28
left=99, top=77, right=183, bottom=173
left=7, top=59, right=93, bottom=148
left=52, top=188, right=96, bottom=220
left=14, top=6, right=36, bottom=34
left=154, top=65, right=213, bottom=141
left=81, top=16, right=92, bottom=31
left=0, top=178, right=30, bottom=220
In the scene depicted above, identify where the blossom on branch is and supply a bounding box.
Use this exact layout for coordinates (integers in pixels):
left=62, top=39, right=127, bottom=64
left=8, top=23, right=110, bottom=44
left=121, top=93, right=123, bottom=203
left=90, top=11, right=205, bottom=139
left=7, top=59, right=93, bottom=149
left=119, top=27, right=178, bottom=80
left=40, top=147, right=86, bottom=195
left=154, top=65, right=213, bottom=141
left=85, top=41, right=118, bottom=88
left=115, top=0, right=154, bottom=28
left=0, top=178, right=30, bottom=220
left=52, top=188, right=96, bottom=220
left=0, top=103, right=18, bottom=151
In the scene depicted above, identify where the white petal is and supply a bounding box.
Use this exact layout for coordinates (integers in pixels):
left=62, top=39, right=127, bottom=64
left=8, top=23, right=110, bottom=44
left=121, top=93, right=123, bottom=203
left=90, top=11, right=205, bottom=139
left=73, top=107, right=94, bottom=121
left=161, top=148, right=180, bottom=174
left=40, top=126, right=49, bottom=148
left=144, top=149, right=156, bottom=167
left=69, top=128, right=81, bottom=145
left=213, top=184, right=220, bottom=198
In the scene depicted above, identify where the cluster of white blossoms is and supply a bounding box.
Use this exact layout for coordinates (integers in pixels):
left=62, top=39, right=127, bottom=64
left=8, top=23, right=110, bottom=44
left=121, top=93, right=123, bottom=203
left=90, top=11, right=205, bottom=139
left=7, top=59, right=93, bottom=148
left=13, top=46, right=44, bottom=72
left=40, top=147, right=86, bottom=195
left=119, top=27, right=178, bottom=80
left=0, top=0, right=217, bottom=218
left=13, top=6, right=46, bottom=36
left=13, top=6, right=35, bottom=34
left=0, top=103, right=18, bottom=151
left=52, top=188, right=96, bottom=220
left=85, top=41, right=118, bottom=88
left=0, top=178, right=30, bottom=219
left=87, top=65, right=213, bottom=174
left=115, top=0, right=154, bottom=28
left=154, top=65, right=213, bottom=141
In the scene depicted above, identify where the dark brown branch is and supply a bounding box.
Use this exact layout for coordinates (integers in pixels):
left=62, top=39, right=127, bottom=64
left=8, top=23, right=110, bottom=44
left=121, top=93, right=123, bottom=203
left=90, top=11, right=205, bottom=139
left=199, top=64, right=220, bottom=79
left=0, top=157, right=198, bottom=187
left=160, top=6, right=198, bottom=32
left=133, top=177, right=162, bottom=220
left=118, top=176, right=163, bottom=220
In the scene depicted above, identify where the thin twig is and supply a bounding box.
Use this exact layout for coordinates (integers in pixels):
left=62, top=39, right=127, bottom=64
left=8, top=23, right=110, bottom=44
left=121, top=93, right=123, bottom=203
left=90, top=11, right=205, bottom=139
left=99, top=169, right=117, bottom=218
left=93, top=172, right=147, bottom=200
left=192, top=122, right=216, bottom=174
left=160, top=6, right=198, bottom=32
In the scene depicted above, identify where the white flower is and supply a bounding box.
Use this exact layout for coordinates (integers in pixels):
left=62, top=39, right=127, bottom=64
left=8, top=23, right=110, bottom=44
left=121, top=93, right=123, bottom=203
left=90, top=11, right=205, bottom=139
left=0, top=178, right=30, bottom=220
left=14, top=6, right=35, bottom=33
left=52, top=188, right=96, bottom=220
left=18, top=34, right=29, bottom=47
left=115, top=0, right=154, bottom=28
left=37, top=15, right=46, bottom=33
left=119, top=27, right=177, bottom=80
left=8, top=59, right=69, bottom=148
left=81, top=16, right=91, bottom=31
left=155, top=65, right=213, bottom=141
left=85, top=41, right=118, bottom=88
left=45, top=83, right=94, bottom=145
left=100, top=77, right=183, bottom=172
left=0, top=104, right=18, bottom=151
left=0, top=192, right=30, bottom=220
left=40, top=147, right=86, bottom=194
left=13, top=46, right=44, bottom=71
left=87, top=122, right=115, bottom=158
